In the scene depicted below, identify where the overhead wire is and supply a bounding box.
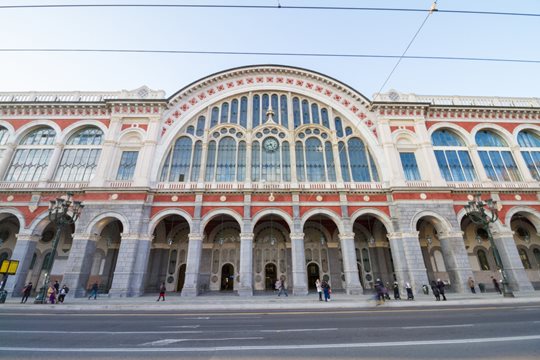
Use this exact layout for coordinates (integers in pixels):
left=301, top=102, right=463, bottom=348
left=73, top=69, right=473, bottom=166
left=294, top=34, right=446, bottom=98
left=0, top=3, right=538, bottom=18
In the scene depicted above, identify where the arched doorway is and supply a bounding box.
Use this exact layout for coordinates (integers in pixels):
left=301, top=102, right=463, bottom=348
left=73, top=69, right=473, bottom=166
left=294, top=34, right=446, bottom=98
left=176, top=264, right=186, bottom=292
left=221, top=263, right=234, bottom=291
left=264, top=263, right=277, bottom=290
left=307, top=263, right=320, bottom=290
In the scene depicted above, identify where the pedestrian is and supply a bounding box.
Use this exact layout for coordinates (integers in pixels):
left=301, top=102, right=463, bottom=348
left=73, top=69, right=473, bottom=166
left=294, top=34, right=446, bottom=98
left=53, top=280, right=60, bottom=295
left=276, top=277, right=288, bottom=297
left=468, top=277, right=476, bottom=294
left=157, top=282, right=166, bottom=301
left=321, top=280, right=331, bottom=302
left=431, top=280, right=440, bottom=301
left=315, top=279, right=323, bottom=301
left=47, top=284, right=56, bottom=304
left=58, top=285, right=68, bottom=303
left=20, top=282, right=32, bottom=303
left=393, top=281, right=401, bottom=300
left=492, top=276, right=502, bottom=294
left=436, top=278, right=447, bottom=301
left=375, top=278, right=385, bottom=304
left=88, top=282, right=98, bottom=300
left=405, top=282, right=414, bottom=300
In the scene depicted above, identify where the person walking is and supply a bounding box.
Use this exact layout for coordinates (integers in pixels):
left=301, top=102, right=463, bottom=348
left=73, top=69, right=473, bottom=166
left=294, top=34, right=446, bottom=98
left=405, top=282, right=414, bottom=300
left=431, top=280, right=441, bottom=301
left=436, top=279, right=447, bottom=301
left=157, top=282, right=166, bottom=301
left=58, top=285, right=68, bottom=303
left=375, top=279, right=385, bottom=304
left=321, top=280, right=331, bottom=302
left=276, top=277, right=288, bottom=297
left=468, top=277, right=476, bottom=294
left=53, top=280, right=60, bottom=295
left=315, top=279, right=323, bottom=301
left=492, top=276, right=502, bottom=294
left=88, top=282, right=98, bottom=300
left=393, top=281, right=401, bottom=300
left=47, top=284, right=56, bottom=304
left=20, top=282, right=32, bottom=303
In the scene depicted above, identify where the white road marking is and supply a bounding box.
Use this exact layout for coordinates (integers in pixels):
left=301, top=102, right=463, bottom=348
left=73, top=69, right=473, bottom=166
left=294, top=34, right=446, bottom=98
left=0, top=330, right=203, bottom=334
left=260, top=328, right=338, bottom=333
left=401, top=324, right=474, bottom=330
left=2, top=334, right=540, bottom=352
left=162, top=325, right=200, bottom=329
left=140, top=337, right=263, bottom=346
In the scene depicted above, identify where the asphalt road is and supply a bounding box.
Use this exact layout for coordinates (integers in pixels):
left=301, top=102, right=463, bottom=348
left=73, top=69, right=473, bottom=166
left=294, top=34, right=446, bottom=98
left=0, top=303, right=539, bottom=359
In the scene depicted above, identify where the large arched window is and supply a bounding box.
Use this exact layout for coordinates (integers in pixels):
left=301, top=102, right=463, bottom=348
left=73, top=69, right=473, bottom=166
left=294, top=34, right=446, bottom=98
left=476, top=130, right=521, bottom=182
left=0, top=126, right=9, bottom=164
left=432, top=129, right=476, bottom=182
left=4, top=127, right=56, bottom=182
left=340, top=137, right=379, bottom=182
left=305, top=137, right=325, bottom=181
left=215, top=137, right=237, bottom=182
left=160, top=137, right=193, bottom=182
left=54, top=127, right=103, bottom=182
left=517, top=130, right=540, bottom=180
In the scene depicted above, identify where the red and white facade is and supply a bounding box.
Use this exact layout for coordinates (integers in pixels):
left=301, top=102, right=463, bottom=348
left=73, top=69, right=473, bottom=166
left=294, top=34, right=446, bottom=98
left=0, top=65, right=539, bottom=298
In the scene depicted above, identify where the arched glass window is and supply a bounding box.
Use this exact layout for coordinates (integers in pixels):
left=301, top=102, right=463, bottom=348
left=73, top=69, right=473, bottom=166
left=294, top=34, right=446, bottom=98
left=282, top=142, right=291, bottom=181
left=252, top=95, right=261, bottom=128
left=271, top=94, right=279, bottom=124
left=432, top=129, right=476, bottom=182
left=205, top=141, right=217, bottom=181
left=518, top=130, right=540, bottom=180
left=301, top=100, right=310, bottom=125
left=251, top=141, right=260, bottom=181
left=347, top=138, right=378, bottom=182
left=189, top=141, right=202, bottom=181
left=240, top=96, right=248, bottom=128
left=321, top=108, right=330, bottom=129
left=160, top=137, right=192, bottom=182
left=335, top=117, right=344, bottom=138
left=311, top=104, right=320, bottom=124
left=519, top=248, right=531, bottom=269
left=534, top=248, right=540, bottom=269
left=220, top=102, right=229, bottom=124
left=0, top=127, right=8, bottom=145
left=305, top=137, right=325, bottom=181
left=295, top=141, right=305, bottom=181
left=280, top=95, right=288, bottom=128
left=54, top=127, right=103, bottom=181
left=215, top=137, right=237, bottom=182
left=186, top=126, right=195, bottom=135
left=237, top=141, right=246, bottom=181
left=116, top=151, right=138, bottom=180
left=196, top=116, right=206, bottom=137
left=325, top=142, right=336, bottom=181
left=5, top=127, right=56, bottom=182
left=339, top=141, right=350, bottom=182
left=230, top=99, right=238, bottom=124
left=476, top=130, right=521, bottom=182
left=262, top=94, right=269, bottom=123
left=261, top=138, right=281, bottom=182
left=477, top=249, right=490, bottom=270
left=293, top=97, right=301, bottom=128
left=210, top=107, right=219, bottom=128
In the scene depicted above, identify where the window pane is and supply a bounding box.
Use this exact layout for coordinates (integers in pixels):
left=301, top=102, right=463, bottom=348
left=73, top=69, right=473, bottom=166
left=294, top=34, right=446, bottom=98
left=293, top=97, right=301, bottom=129
left=282, top=142, right=291, bottom=181
left=321, top=108, right=330, bottom=129
left=339, top=141, right=350, bottom=182
left=280, top=95, right=288, bottom=128
left=325, top=141, right=336, bottom=181
left=295, top=141, right=305, bottom=181
left=262, top=94, right=269, bottom=123
left=216, top=137, right=236, bottom=181
left=240, top=96, right=248, bottom=128
left=311, top=104, right=320, bottom=124
left=237, top=141, right=246, bottom=181
left=478, top=151, right=497, bottom=181
left=348, top=138, right=370, bottom=181
left=252, top=95, right=260, bottom=128
left=501, top=151, right=521, bottom=181
left=432, top=129, right=464, bottom=146
left=271, top=94, right=279, bottom=124
left=518, top=131, right=540, bottom=147
left=335, top=117, right=344, bottom=138
left=220, top=102, right=229, bottom=124
left=196, top=116, right=206, bottom=137
left=191, top=141, right=202, bottom=181
left=399, top=152, right=421, bottom=181
left=205, top=141, right=216, bottom=181
left=169, top=137, right=192, bottom=182
left=435, top=150, right=452, bottom=181
left=476, top=130, right=506, bottom=147
left=251, top=142, right=260, bottom=181
left=521, top=151, right=540, bottom=180
left=116, top=151, right=138, bottom=180
left=230, top=99, right=238, bottom=124
left=301, top=100, right=310, bottom=125
left=446, top=151, right=465, bottom=182
left=305, top=137, right=325, bottom=181
left=458, top=151, right=477, bottom=181
left=210, top=107, right=219, bottom=128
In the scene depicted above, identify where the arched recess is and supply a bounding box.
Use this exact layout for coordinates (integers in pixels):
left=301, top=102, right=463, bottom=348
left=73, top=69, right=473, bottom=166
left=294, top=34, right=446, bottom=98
left=85, top=212, right=131, bottom=235
left=148, top=208, right=193, bottom=236
left=471, top=123, right=516, bottom=147
left=57, top=120, right=108, bottom=144
left=428, top=123, right=475, bottom=146
left=200, top=209, right=243, bottom=233
left=0, top=208, right=26, bottom=230
left=251, top=208, right=293, bottom=233
left=350, top=208, right=394, bottom=234
left=508, top=210, right=540, bottom=287
left=301, top=208, right=344, bottom=234
left=12, top=120, right=62, bottom=145
left=252, top=213, right=292, bottom=292
left=505, top=206, right=540, bottom=232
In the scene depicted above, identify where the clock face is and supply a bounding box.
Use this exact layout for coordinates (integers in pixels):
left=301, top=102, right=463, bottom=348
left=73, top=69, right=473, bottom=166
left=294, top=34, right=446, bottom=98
left=263, top=137, right=279, bottom=152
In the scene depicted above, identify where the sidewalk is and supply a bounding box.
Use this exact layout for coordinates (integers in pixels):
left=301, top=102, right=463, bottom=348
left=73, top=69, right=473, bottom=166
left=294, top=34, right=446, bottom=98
left=2, top=291, right=540, bottom=311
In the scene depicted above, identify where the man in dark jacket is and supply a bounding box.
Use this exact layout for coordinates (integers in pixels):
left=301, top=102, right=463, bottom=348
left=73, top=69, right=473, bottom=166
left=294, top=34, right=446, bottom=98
left=436, top=279, right=447, bottom=301
left=20, top=282, right=32, bottom=303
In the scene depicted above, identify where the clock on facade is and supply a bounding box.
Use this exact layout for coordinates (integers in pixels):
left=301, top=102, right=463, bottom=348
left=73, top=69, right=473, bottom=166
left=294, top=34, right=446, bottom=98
left=263, top=137, right=279, bottom=152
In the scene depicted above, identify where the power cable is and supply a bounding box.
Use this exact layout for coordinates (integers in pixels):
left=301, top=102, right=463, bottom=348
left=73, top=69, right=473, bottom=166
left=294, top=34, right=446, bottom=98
left=1, top=48, right=538, bottom=64
left=0, top=3, right=538, bottom=18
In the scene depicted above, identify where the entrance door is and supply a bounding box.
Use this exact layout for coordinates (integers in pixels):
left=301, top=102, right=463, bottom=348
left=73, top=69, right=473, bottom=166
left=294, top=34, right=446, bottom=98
left=265, top=263, right=277, bottom=291
left=176, top=264, right=186, bottom=292
left=220, top=263, right=234, bottom=291
left=307, top=263, right=320, bottom=290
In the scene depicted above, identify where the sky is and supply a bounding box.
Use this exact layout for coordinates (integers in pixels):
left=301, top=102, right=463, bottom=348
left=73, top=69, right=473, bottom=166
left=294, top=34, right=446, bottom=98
left=0, top=0, right=539, bottom=100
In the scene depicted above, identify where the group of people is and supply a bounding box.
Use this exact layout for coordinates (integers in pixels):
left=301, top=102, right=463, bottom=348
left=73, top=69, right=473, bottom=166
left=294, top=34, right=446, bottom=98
left=315, top=279, right=332, bottom=301
left=468, top=276, right=503, bottom=294
left=43, top=280, right=69, bottom=304
left=374, top=279, right=414, bottom=304
left=430, top=279, right=448, bottom=301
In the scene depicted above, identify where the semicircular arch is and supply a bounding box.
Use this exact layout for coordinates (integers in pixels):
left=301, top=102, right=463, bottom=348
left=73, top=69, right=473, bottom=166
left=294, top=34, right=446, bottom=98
left=301, top=208, right=344, bottom=234
left=85, top=211, right=130, bottom=235
left=148, top=209, right=193, bottom=236
left=251, top=208, right=293, bottom=233
left=200, top=209, right=243, bottom=234
left=350, top=208, right=394, bottom=233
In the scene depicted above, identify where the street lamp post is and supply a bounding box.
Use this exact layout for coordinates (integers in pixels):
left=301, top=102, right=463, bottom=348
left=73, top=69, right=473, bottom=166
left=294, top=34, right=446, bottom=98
left=464, top=193, right=514, bottom=298
left=36, top=192, right=84, bottom=304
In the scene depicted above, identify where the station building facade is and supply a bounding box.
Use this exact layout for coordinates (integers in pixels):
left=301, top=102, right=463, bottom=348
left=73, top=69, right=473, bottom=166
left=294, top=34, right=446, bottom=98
left=0, top=65, right=539, bottom=298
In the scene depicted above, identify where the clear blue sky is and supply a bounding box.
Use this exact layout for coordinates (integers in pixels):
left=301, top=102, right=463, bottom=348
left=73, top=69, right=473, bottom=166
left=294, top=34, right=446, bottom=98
left=1, top=0, right=539, bottom=99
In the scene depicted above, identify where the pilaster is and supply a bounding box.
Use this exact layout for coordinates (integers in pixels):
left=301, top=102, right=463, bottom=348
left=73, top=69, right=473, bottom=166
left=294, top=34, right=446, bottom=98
left=238, top=232, right=254, bottom=296
left=181, top=233, right=204, bottom=296
left=62, top=233, right=99, bottom=297
left=290, top=232, right=308, bottom=295
left=338, top=233, right=363, bottom=294
left=5, top=233, right=39, bottom=297
left=438, top=230, right=474, bottom=293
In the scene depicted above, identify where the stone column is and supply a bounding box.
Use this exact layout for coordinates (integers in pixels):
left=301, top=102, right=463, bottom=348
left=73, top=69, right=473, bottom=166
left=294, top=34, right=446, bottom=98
left=438, top=230, right=474, bottom=293
left=238, top=232, right=254, bottom=296
left=181, top=233, right=204, bottom=296
left=290, top=232, right=308, bottom=295
left=62, top=232, right=99, bottom=297
left=127, top=234, right=153, bottom=296
left=387, top=232, right=407, bottom=296
left=491, top=227, right=534, bottom=292
left=5, top=233, right=39, bottom=297
left=390, top=231, right=429, bottom=295
left=338, top=233, right=363, bottom=294
left=109, top=233, right=145, bottom=297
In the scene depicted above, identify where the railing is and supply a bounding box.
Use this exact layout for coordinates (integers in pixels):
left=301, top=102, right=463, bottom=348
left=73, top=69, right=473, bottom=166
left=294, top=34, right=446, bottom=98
left=448, top=181, right=537, bottom=189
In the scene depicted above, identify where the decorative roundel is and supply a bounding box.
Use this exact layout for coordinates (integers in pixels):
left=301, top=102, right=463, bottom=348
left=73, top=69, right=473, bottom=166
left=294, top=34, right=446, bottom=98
left=171, top=195, right=179, bottom=202
left=388, top=90, right=400, bottom=101
left=313, top=129, right=320, bottom=135
left=263, top=137, right=279, bottom=152
left=256, top=132, right=263, bottom=138
left=316, top=195, right=323, bottom=202
left=212, top=131, right=220, bottom=138
left=6, top=195, right=13, bottom=202
left=420, top=193, right=427, bottom=200
left=268, top=193, right=275, bottom=202
left=298, top=133, right=305, bottom=139
left=111, top=194, right=119, bottom=200
left=515, top=194, right=522, bottom=201
left=363, top=195, right=370, bottom=202
left=263, top=128, right=270, bottom=134
left=255, top=275, right=262, bottom=282
left=278, top=132, right=286, bottom=138
left=211, top=275, right=219, bottom=283
left=305, top=129, right=312, bottom=135
left=220, top=195, right=227, bottom=202
left=220, top=128, right=227, bottom=134
left=321, top=133, right=328, bottom=139
left=467, top=194, right=474, bottom=201
left=271, top=128, right=278, bottom=134
left=229, top=128, right=236, bottom=134
left=235, top=132, right=243, bottom=138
